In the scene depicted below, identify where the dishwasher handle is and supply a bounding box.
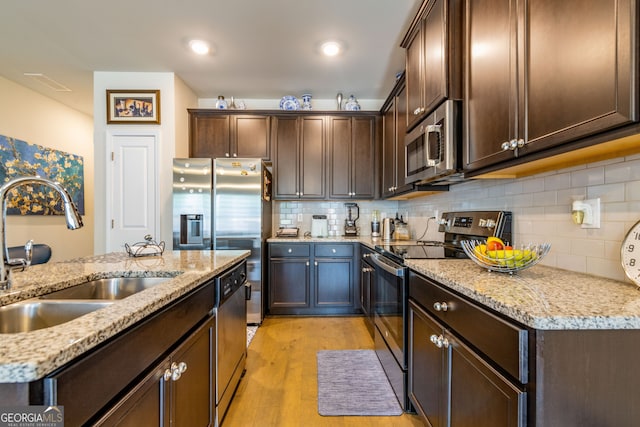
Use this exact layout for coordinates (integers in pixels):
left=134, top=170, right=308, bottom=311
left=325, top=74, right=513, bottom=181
left=245, top=282, right=252, bottom=301
left=370, top=254, right=406, bottom=277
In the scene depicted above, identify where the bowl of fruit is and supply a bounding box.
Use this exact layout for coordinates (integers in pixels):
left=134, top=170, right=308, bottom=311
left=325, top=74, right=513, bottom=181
left=460, top=237, right=551, bottom=274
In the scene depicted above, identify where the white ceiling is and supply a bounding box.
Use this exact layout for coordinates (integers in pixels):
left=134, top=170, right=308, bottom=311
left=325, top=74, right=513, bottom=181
left=1, top=0, right=421, bottom=116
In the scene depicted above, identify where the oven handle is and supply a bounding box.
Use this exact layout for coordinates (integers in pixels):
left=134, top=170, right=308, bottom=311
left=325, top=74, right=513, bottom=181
left=370, top=254, right=406, bottom=277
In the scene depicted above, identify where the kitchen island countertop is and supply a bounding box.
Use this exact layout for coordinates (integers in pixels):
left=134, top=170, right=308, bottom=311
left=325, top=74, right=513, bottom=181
left=0, top=250, right=249, bottom=383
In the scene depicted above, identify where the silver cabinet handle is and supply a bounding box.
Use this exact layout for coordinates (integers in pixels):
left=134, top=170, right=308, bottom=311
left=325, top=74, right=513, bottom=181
left=233, top=153, right=238, bottom=157
left=306, top=261, right=310, bottom=266
left=288, top=248, right=292, bottom=253
left=332, top=248, right=336, bottom=253
left=501, top=141, right=511, bottom=151
left=165, top=361, right=188, bottom=381
left=225, top=152, right=230, bottom=157
left=433, top=302, right=449, bottom=312
left=429, top=334, right=449, bottom=348
left=314, top=261, right=318, bottom=266
left=413, top=107, right=425, bottom=115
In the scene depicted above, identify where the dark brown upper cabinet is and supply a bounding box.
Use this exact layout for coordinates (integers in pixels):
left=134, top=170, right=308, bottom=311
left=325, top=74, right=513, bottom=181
left=188, top=110, right=271, bottom=160
left=328, top=115, right=377, bottom=199
left=272, top=115, right=326, bottom=200
left=464, top=0, right=638, bottom=173
left=381, top=77, right=412, bottom=198
left=402, top=0, right=462, bottom=131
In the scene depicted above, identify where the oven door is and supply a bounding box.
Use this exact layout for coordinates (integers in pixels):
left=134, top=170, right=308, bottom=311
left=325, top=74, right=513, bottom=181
left=370, top=253, right=408, bottom=369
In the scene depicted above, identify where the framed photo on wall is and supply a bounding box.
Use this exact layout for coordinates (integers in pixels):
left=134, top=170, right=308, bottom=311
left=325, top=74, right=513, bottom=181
left=107, top=90, right=161, bottom=124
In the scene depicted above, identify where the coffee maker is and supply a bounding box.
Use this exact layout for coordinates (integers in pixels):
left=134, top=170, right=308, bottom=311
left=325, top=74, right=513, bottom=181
left=344, top=203, right=359, bottom=236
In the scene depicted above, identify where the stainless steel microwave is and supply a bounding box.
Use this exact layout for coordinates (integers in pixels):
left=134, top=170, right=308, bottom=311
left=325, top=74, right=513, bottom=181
left=404, top=100, right=462, bottom=185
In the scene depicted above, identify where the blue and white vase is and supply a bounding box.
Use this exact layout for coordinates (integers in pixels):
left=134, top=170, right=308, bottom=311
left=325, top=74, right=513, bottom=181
left=301, top=94, right=312, bottom=110
left=344, top=95, right=361, bottom=111
left=215, top=96, right=228, bottom=109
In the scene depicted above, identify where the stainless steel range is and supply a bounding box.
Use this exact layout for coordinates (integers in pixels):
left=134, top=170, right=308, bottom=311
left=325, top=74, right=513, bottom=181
left=370, top=211, right=512, bottom=411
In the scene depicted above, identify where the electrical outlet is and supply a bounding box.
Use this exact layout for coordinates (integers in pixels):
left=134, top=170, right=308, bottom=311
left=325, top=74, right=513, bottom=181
left=297, top=213, right=303, bottom=222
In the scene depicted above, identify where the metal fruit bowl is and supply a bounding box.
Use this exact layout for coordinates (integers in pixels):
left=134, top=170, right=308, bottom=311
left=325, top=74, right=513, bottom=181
left=460, top=240, right=551, bottom=274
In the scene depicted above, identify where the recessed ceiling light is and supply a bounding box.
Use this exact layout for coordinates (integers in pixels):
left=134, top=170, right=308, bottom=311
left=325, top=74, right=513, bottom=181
left=189, top=39, right=211, bottom=55
left=320, top=41, right=343, bottom=57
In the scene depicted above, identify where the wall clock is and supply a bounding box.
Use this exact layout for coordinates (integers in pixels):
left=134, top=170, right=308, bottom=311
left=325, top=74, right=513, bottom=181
left=621, top=220, right=640, bottom=287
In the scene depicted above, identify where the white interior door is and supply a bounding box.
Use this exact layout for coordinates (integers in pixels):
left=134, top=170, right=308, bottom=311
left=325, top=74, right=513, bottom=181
left=107, top=131, right=158, bottom=253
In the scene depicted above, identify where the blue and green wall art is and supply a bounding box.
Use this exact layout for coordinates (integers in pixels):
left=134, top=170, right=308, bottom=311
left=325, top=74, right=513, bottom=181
left=0, top=134, right=85, bottom=215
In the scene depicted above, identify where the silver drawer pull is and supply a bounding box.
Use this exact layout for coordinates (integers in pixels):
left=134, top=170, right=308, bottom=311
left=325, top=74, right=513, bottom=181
left=430, top=334, right=449, bottom=349
left=288, top=248, right=292, bottom=253
left=332, top=248, right=336, bottom=253
left=433, top=302, right=449, bottom=312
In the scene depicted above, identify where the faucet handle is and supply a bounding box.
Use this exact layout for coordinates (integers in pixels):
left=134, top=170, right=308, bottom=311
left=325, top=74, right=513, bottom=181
left=24, top=240, right=33, bottom=267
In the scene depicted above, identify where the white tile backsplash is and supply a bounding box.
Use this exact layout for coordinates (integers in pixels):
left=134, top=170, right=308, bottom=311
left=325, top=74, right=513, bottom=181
left=271, top=154, right=639, bottom=282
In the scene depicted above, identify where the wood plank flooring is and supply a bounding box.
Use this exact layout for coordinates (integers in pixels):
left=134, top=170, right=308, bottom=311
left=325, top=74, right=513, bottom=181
left=222, top=316, right=424, bottom=427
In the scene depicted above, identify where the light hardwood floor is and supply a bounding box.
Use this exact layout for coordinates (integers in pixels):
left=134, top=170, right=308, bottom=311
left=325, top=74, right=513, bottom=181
left=222, top=316, right=424, bottom=427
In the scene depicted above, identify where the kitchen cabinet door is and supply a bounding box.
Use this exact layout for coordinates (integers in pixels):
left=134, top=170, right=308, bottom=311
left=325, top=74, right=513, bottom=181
left=405, top=21, right=425, bottom=131
left=404, top=0, right=461, bottom=131
left=269, top=259, right=311, bottom=310
left=272, top=116, right=300, bottom=199
left=189, top=113, right=231, bottom=158
left=521, top=0, right=636, bottom=156
left=409, top=301, right=448, bottom=427
left=171, top=317, right=214, bottom=427
left=382, top=95, right=397, bottom=198
left=328, top=116, right=376, bottom=199
left=299, top=116, right=326, bottom=199
left=462, top=0, right=515, bottom=171
left=448, top=331, right=525, bottom=427
left=315, top=258, right=354, bottom=308
left=382, top=79, right=412, bottom=198
left=233, top=115, right=270, bottom=159
left=272, top=116, right=325, bottom=200
left=93, top=362, right=168, bottom=426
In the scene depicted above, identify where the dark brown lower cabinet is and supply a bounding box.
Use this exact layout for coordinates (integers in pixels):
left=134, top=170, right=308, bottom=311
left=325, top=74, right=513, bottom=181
left=94, top=316, right=215, bottom=426
left=268, top=242, right=358, bottom=315
left=409, top=300, right=525, bottom=427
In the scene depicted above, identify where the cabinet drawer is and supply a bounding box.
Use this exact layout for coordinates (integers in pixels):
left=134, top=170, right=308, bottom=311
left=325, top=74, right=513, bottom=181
left=409, top=270, right=528, bottom=384
left=270, top=243, right=310, bottom=257
left=315, top=244, right=354, bottom=257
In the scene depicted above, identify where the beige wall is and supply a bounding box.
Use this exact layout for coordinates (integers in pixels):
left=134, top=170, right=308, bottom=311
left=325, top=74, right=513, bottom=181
left=0, top=76, right=95, bottom=260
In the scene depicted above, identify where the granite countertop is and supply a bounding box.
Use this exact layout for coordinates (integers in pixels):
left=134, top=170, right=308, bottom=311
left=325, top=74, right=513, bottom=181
left=406, top=258, right=640, bottom=331
left=0, top=250, right=249, bottom=383
left=267, top=236, right=640, bottom=331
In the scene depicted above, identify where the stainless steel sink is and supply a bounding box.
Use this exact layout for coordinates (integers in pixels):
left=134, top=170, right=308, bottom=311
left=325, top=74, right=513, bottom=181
left=39, top=277, right=171, bottom=300
left=0, top=300, right=113, bottom=333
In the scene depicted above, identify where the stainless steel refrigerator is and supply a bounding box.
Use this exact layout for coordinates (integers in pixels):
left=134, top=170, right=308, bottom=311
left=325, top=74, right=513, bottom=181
left=213, top=158, right=272, bottom=325
left=172, top=158, right=212, bottom=250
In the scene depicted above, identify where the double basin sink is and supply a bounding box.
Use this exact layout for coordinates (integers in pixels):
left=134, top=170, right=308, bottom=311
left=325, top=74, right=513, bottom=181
left=0, top=277, right=171, bottom=334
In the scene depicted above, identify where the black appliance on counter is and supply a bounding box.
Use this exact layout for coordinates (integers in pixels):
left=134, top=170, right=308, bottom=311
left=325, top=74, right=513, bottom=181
left=370, top=211, right=512, bottom=411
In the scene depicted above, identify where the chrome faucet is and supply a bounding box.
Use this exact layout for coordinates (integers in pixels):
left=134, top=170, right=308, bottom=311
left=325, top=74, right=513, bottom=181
left=0, top=176, right=83, bottom=290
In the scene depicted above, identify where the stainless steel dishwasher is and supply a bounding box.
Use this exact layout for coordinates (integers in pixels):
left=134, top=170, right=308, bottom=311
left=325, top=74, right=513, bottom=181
left=216, top=260, right=248, bottom=426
